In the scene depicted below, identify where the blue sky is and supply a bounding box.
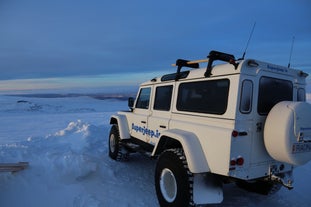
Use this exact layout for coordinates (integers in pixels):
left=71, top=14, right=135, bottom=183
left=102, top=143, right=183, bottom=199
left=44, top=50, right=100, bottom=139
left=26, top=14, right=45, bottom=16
left=0, top=0, right=310, bottom=91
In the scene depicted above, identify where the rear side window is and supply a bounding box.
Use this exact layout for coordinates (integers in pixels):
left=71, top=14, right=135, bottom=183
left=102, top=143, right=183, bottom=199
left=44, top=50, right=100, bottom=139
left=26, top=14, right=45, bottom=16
left=298, top=88, right=306, bottom=101
left=240, top=80, right=253, bottom=114
left=177, top=79, right=230, bottom=115
left=258, top=77, right=293, bottom=115
left=154, top=85, right=173, bottom=111
left=136, top=87, right=151, bottom=109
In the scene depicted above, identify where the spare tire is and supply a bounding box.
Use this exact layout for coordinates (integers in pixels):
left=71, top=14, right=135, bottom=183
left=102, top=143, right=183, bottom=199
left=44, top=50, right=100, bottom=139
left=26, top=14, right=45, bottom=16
left=264, top=101, right=311, bottom=166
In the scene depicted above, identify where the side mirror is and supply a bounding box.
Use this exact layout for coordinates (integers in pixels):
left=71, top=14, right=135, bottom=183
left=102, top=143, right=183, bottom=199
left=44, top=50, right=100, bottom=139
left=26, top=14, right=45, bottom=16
left=128, top=97, right=134, bottom=110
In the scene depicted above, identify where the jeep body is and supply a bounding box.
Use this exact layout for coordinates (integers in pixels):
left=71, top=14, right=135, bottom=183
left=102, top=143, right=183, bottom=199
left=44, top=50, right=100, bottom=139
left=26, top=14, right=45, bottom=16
left=109, top=51, right=311, bottom=206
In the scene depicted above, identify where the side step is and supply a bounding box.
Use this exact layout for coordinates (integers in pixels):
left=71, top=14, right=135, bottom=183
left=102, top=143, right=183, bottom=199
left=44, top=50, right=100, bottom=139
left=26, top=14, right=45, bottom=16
left=0, top=162, right=29, bottom=173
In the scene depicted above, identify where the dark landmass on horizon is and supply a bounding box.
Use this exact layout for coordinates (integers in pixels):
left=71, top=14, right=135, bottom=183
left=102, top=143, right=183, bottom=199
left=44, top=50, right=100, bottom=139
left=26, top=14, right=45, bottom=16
left=5, top=93, right=136, bottom=101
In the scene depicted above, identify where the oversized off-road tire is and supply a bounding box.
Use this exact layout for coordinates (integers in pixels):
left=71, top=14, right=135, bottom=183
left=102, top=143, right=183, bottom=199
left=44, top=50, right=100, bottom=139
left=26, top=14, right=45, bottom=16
left=108, top=125, right=128, bottom=161
left=264, top=101, right=311, bottom=165
left=155, top=148, right=194, bottom=207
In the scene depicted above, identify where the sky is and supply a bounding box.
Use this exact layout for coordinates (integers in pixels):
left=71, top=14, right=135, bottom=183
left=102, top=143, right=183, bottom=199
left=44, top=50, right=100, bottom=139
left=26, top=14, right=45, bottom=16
left=0, top=0, right=310, bottom=92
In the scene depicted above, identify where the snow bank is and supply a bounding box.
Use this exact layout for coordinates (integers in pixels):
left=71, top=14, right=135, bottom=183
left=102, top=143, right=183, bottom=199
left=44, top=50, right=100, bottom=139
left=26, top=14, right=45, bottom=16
left=25, top=120, right=102, bottom=178
left=0, top=118, right=157, bottom=207
left=0, top=120, right=100, bottom=205
left=0, top=96, right=157, bottom=207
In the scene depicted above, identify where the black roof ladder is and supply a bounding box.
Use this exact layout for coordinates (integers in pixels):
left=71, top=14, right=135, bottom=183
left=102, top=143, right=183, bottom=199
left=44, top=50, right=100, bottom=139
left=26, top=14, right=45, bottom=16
left=173, top=50, right=238, bottom=80
left=174, top=59, right=199, bottom=80
left=205, top=50, right=238, bottom=77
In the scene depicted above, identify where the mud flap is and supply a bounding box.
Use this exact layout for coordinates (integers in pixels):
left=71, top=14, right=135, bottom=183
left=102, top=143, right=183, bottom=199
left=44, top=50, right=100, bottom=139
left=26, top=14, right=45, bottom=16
left=193, top=173, right=223, bottom=205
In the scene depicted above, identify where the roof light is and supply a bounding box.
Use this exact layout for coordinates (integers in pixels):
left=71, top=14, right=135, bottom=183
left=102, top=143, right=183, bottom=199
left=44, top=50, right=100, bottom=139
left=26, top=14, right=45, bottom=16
left=247, top=60, right=259, bottom=67
left=299, top=71, right=309, bottom=77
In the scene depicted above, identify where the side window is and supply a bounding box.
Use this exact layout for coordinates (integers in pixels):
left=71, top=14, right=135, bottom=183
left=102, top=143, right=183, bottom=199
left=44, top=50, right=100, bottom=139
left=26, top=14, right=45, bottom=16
left=297, top=88, right=306, bottom=101
left=258, top=77, right=293, bottom=115
left=154, top=85, right=173, bottom=111
left=240, top=80, right=253, bottom=114
left=136, top=87, right=151, bottom=109
left=177, top=79, right=230, bottom=115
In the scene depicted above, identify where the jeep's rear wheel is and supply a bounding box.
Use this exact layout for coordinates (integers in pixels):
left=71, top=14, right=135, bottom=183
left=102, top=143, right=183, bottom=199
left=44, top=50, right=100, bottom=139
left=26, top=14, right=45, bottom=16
left=236, top=180, right=282, bottom=195
left=155, top=148, right=194, bottom=207
left=108, top=125, right=128, bottom=161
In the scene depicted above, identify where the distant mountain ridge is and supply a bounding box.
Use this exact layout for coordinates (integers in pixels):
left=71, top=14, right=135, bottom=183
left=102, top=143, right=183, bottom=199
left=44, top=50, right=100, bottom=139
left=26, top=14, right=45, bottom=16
left=6, top=93, right=135, bottom=101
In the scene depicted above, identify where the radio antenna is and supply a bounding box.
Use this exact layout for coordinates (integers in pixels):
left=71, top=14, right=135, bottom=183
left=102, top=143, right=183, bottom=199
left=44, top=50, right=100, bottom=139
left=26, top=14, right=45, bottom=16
left=241, top=22, right=256, bottom=60
left=288, top=36, right=295, bottom=68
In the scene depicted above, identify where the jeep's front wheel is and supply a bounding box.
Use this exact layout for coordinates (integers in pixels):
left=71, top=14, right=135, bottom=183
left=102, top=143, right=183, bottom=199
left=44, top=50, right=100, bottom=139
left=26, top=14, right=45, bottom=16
left=108, top=125, right=128, bottom=161
left=155, top=148, right=194, bottom=207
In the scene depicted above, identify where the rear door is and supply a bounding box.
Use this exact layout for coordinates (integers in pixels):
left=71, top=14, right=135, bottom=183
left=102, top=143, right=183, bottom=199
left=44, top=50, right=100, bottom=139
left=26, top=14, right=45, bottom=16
left=251, top=75, right=293, bottom=164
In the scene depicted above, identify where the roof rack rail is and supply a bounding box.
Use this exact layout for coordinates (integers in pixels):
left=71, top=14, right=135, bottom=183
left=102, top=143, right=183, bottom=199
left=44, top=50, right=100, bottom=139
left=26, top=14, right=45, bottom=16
left=172, top=50, right=238, bottom=80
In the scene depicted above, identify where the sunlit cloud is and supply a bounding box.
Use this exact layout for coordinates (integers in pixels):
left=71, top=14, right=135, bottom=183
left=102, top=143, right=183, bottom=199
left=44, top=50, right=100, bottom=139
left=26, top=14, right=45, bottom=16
left=0, top=71, right=165, bottom=93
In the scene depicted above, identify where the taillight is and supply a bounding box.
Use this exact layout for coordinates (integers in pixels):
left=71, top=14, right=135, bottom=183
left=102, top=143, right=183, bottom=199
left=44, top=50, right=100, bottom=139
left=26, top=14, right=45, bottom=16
left=230, top=156, right=244, bottom=169
left=236, top=157, right=244, bottom=166
left=232, top=130, right=248, bottom=138
left=232, top=130, right=239, bottom=137
left=230, top=159, right=236, bottom=166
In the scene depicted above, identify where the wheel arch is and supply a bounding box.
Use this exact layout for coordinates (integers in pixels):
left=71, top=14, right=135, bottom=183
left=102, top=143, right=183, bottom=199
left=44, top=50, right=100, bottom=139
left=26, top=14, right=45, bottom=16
left=154, top=136, right=182, bottom=155
left=110, top=114, right=130, bottom=140
left=153, top=129, right=210, bottom=173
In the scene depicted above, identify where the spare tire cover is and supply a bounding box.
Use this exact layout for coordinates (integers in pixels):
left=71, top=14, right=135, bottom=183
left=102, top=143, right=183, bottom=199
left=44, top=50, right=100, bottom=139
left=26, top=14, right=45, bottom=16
left=264, top=101, right=311, bottom=166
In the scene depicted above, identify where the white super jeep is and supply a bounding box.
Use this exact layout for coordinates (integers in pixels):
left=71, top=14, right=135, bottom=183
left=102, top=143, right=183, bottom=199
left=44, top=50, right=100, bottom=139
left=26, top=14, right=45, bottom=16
left=108, top=50, right=311, bottom=206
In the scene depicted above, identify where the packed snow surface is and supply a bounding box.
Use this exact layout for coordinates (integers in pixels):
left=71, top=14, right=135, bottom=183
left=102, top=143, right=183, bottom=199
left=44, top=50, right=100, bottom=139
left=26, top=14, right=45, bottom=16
left=0, top=95, right=310, bottom=207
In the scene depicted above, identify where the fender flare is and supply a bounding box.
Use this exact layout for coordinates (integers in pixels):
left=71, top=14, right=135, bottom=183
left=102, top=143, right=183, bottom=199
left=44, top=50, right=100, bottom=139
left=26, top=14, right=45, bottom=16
left=153, top=129, right=210, bottom=173
left=110, top=114, right=130, bottom=139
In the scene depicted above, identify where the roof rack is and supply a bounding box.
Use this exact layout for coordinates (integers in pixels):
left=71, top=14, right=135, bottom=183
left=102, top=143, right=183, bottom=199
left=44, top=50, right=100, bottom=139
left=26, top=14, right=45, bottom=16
left=172, top=50, right=238, bottom=80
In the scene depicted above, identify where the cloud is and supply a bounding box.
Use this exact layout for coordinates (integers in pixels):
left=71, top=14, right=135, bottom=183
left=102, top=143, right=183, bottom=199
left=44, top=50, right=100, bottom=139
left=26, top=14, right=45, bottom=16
left=0, top=0, right=311, bottom=81
left=0, top=70, right=164, bottom=93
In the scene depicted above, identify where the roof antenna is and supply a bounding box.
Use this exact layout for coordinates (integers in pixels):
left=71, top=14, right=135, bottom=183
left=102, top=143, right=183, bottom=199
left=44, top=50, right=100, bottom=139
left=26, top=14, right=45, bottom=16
left=241, top=22, right=256, bottom=60
left=288, top=36, right=295, bottom=68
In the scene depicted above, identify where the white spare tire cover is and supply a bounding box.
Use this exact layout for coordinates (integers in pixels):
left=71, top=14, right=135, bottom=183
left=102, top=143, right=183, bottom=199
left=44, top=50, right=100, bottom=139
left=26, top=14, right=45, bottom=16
left=264, top=101, right=311, bottom=166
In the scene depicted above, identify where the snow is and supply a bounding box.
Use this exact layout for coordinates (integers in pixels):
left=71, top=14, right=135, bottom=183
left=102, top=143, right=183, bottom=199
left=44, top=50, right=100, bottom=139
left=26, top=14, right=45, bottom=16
left=0, top=94, right=311, bottom=207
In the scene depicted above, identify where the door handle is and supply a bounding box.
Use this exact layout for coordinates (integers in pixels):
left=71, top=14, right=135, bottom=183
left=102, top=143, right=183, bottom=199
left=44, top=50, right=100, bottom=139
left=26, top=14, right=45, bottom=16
left=160, top=125, right=167, bottom=129
left=141, top=121, right=146, bottom=124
